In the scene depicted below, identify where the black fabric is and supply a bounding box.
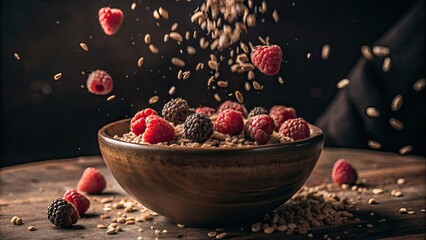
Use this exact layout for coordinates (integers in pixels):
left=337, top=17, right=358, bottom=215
left=316, top=1, right=426, bottom=155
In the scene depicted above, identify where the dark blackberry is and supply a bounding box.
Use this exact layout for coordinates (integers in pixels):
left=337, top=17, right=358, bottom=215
left=184, top=113, right=214, bottom=143
left=162, top=98, right=190, bottom=125
left=248, top=106, right=268, bottom=118
left=47, top=198, right=79, bottom=228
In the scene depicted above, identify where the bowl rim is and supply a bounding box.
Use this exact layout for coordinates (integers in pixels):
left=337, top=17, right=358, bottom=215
left=98, top=118, right=324, bottom=152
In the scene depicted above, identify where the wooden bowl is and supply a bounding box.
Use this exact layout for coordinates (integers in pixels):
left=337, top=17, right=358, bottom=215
left=98, top=119, right=324, bottom=227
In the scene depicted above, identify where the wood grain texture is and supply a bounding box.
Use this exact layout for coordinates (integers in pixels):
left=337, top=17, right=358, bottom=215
left=0, top=148, right=425, bottom=239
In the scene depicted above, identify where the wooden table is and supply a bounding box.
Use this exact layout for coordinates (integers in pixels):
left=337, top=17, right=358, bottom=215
left=1, top=148, right=425, bottom=239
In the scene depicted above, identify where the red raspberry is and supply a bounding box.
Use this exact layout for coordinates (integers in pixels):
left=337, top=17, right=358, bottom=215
left=77, top=167, right=106, bottom=194
left=130, top=108, right=158, bottom=135
left=214, top=109, right=244, bottom=135
left=98, top=7, right=124, bottom=36
left=332, top=159, right=358, bottom=185
left=244, top=114, right=275, bottom=144
left=143, top=115, right=175, bottom=144
left=218, top=100, right=247, bottom=117
left=86, top=70, right=113, bottom=95
left=251, top=45, right=282, bottom=76
left=131, top=118, right=146, bottom=135
left=279, top=118, right=310, bottom=141
left=130, top=108, right=158, bottom=124
left=63, top=189, right=90, bottom=215
left=196, top=106, right=216, bottom=116
left=269, top=105, right=296, bottom=129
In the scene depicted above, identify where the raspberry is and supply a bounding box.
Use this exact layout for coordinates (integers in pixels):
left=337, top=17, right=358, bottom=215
left=47, top=198, right=79, bottom=228
left=251, top=45, right=282, bottom=76
left=248, top=106, right=268, bottom=119
left=63, top=189, right=90, bottom=216
left=279, top=118, right=310, bottom=141
left=130, top=108, right=158, bottom=135
left=130, top=108, right=158, bottom=124
left=218, top=100, right=247, bottom=117
left=195, top=106, right=216, bottom=116
left=332, top=159, right=358, bottom=185
left=184, top=113, right=213, bottom=143
left=214, top=109, right=244, bottom=135
left=86, top=70, right=113, bottom=95
left=143, top=115, right=175, bottom=144
left=131, top=118, right=147, bottom=135
left=269, top=105, right=297, bottom=129
left=77, top=167, right=106, bottom=194
left=98, top=7, right=124, bottom=36
left=244, top=114, right=275, bottom=144
left=162, top=98, right=190, bottom=125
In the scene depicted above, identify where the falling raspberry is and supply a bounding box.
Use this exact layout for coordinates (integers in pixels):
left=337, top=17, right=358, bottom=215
left=86, top=70, right=113, bottom=95
left=251, top=45, right=282, bottom=76
left=98, top=7, right=124, bottom=36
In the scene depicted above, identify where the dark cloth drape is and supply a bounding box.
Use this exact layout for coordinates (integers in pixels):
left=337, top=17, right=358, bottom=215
left=316, top=1, right=425, bottom=155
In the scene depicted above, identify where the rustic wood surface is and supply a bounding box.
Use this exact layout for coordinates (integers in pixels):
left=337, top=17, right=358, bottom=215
left=0, top=148, right=425, bottom=240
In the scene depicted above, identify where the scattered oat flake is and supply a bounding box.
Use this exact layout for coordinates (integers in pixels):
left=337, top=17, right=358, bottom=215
left=391, top=94, right=403, bottom=111
left=214, top=93, right=221, bottom=102
left=389, top=118, right=404, bottom=131
left=14, top=53, right=20, bottom=60
left=361, top=45, right=374, bottom=60
left=149, top=44, right=159, bottom=54
left=149, top=96, right=159, bottom=104
left=399, top=208, right=408, bottom=214
left=272, top=9, right=279, bottom=23
left=107, top=95, right=116, bottom=101
left=171, top=57, right=185, bottom=67
left=399, top=146, right=412, bottom=155
left=306, top=52, right=311, bottom=59
left=54, top=73, right=62, bottom=81
left=407, top=211, right=415, bottom=215
left=372, top=46, right=390, bottom=57
left=80, top=43, right=88, bottom=51
left=382, top=57, right=391, bottom=72
left=278, top=76, right=284, bottom=84
left=321, top=44, right=330, bottom=60
left=168, top=86, right=176, bottom=95
left=366, top=107, right=380, bottom=117
left=137, top=57, right=144, bottom=67
left=131, top=3, right=136, bottom=10
left=373, top=188, right=384, bottom=195
left=235, top=90, right=244, bottom=103
left=144, top=34, right=151, bottom=44
left=337, top=79, right=350, bottom=89
left=366, top=224, right=374, bottom=228
left=413, top=78, right=425, bottom=91
left=368, top=140, right=381, bottom=149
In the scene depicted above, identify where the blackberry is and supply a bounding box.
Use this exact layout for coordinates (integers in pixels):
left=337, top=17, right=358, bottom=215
left=47, top=198, right=79, bottom=228
left=184, top=113, right=213, bottom=143
left=248, top=106, right=268, bottom=118
left=162, top=98, right=190, bottom=125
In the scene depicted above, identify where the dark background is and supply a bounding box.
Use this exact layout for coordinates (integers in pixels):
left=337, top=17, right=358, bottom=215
left=0, top=0, right=421, bottom=167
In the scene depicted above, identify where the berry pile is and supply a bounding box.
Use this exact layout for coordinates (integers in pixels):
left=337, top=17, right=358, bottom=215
left=120, top=98, right=311, bottom=146
left=47, top=167, right=106, bottom=227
